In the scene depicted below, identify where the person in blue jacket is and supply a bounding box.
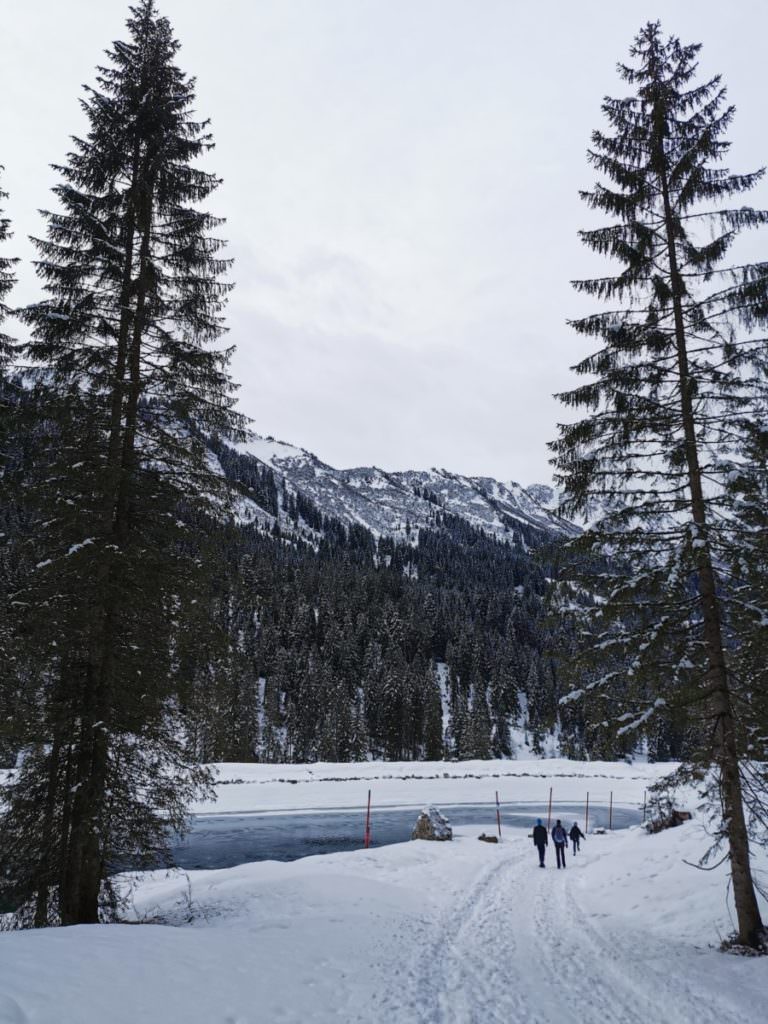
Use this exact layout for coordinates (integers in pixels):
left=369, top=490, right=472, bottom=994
left=552, top=819, right=568, bottom=868
left=532, top=818, right=548, bottom=867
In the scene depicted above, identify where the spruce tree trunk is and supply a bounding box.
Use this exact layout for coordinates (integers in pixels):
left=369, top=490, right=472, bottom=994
left=60, top=664, right=100, bottom=924
left=59, top=152, right=158, bottom=925
left=114, top=190, right=153, bottom=543
left=33, top=731, right=62, bottom=928
left=660, top=164, right=765, bottom=947
left=55, top=171, right=139, bottom=924
left=103, top=137, right=142, bottom=522
left=75, top=740, right=107, bottom=924
left=56, top=735, right=74, bottom=917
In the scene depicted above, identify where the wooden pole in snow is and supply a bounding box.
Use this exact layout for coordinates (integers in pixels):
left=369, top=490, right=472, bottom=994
left=643, top=789, right=647, bottom=823
left=364, top=789, right=372, bottom=849
left=585, top=791, right=589, bottom=834
left=609, top=790, right=613, bottom=830
left=547, top=786, right=553, bottom=829
left=495, top=790, right=502, bottom=840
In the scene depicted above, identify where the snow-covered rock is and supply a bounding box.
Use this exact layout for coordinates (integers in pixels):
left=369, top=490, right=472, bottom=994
left=411, top=805, right=453, bottom=841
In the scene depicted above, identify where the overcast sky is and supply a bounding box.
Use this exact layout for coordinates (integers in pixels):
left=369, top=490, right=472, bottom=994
left=2, top=1, right=767, bottom=483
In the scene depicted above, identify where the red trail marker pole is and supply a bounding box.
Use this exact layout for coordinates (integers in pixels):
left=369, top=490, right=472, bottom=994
left=364, top=788, right=372, bottom=849
left=585, top=791, right=589, bottom=834
left=547, top=786, right=553, bottom=829
left=495, top=790, right=502, bottom=840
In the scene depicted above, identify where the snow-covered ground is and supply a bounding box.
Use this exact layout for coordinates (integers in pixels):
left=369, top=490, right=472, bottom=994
left=1, top=760, right=766, bottom=1024
left=197, top=757, right=672, bottom=816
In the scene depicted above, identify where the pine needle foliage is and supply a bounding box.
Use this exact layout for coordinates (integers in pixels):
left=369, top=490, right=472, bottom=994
left=0, top=168, right=20, bottom=745
left=1, top=0, right=246, bottom=927
left=0, top=167, right=16, bottom=371
left=551, top=22, right=768, bottom=948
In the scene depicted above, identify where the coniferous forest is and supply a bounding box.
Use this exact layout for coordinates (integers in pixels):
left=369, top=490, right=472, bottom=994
left=2, top=400, right=604, bottom=771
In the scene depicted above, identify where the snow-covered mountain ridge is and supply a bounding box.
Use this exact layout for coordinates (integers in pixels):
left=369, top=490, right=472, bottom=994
left=229, top=431, right=578, bottom=543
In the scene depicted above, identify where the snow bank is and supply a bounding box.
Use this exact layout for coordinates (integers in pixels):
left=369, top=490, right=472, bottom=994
left=199, top=756, right=672, bottom=816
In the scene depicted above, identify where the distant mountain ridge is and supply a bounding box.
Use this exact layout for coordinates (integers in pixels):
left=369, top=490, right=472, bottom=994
left=222, top=431, right=578, bottom=544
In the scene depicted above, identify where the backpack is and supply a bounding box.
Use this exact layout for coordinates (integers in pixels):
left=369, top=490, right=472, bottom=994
left=553, top=825, right=566, bottom=843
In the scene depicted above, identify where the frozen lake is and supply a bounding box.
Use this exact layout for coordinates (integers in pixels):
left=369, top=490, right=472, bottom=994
left=172, top=802, right=642, bottom=870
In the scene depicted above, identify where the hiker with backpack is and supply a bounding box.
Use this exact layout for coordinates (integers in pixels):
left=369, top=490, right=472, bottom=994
left=551, top=819, right=567, bottom=868
left=532, top=818, right=548, bottom=867
left=569, top=821, right=585, bottom=854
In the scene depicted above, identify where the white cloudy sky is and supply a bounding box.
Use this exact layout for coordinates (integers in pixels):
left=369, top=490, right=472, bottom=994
left=2, top=1, right=767, bottom=482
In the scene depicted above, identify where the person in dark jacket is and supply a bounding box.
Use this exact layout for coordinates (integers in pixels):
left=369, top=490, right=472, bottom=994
left=552, top=819, right=567, bottom=868
left=569, top=822, right=585, bottom=854
left=532, top=818, right=548, bottom=867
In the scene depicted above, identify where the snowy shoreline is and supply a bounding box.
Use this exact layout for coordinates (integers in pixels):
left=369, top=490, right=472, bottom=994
left=195, top=757, right=674, bottom=817
left=2, top=759, right=766, bottom=1024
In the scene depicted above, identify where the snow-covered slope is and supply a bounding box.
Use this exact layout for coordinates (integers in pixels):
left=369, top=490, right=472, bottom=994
left=232, top=431, right=578, bottom=542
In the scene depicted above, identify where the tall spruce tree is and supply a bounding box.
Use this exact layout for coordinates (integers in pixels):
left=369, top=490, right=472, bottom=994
left=723, top=408, right=768, bottom=850
left=0, top=164, right=18, bottom=465
left=1, top=0, right=245, bottom=926
left=0, top=167, right=16, bottom=374
left=0, top=168, right=20, bottom=756
left=552, top=23, right=768, bottom=948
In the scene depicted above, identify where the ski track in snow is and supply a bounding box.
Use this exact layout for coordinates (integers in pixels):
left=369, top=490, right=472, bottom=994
left=380, top=843, right=742, bottom=1024
left=2, top=822, right=764, bottom=1023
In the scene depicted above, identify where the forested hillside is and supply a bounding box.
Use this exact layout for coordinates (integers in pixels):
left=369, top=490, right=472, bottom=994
left=4, top=382, right=694, bottom=768
left=1, top=398, right=594, bottom=766
left=185, top=440, right=577, bottom=764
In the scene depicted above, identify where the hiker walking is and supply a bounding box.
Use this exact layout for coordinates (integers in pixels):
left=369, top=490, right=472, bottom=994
left=532, top=818, right=548, bottom=867
left=552, top=819, right=567, bottom=869
left=569, top=821, right=585, bottom=854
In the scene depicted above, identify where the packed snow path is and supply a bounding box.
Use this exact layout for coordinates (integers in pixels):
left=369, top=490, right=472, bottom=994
left=379, top=838, right=763, bottom=1024
left=1, top=791, right=766, bottom=1023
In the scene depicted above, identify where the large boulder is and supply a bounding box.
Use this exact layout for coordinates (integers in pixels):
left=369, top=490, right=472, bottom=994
left=411, top=806, right=453, bottom=841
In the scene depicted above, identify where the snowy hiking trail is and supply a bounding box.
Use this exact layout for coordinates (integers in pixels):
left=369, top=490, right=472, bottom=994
left=379, top=837, right=760, bottom=1024
left=1, top=819, right=766, bottom=1024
